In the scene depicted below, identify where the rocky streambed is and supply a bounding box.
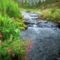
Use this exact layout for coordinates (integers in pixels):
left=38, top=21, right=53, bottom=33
left=21, top=11, right=60, bottom=60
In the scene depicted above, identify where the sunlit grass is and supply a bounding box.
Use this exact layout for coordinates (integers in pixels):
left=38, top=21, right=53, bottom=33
left=41, top=8, right=60, bottom=23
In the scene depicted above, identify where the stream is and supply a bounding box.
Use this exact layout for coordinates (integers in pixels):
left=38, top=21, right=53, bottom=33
left=21, top=11, right=60, bottom=60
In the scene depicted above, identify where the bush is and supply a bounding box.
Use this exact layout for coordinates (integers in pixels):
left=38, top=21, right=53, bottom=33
left=0, top=0, right=27, bottom=30
left=0, top=15, right=20, bottom=41
left=0, top=14, right=27, bottom=60
left=0, top=40, right=29, bottom=60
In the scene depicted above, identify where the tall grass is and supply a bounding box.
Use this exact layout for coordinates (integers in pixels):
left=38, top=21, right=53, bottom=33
left=0, top=0, right=22, bottom=18
left=41, top=8, right=60, bottom=23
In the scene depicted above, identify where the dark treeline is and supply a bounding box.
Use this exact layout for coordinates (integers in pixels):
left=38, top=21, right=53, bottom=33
left=17, top=0, right=60, bottom=8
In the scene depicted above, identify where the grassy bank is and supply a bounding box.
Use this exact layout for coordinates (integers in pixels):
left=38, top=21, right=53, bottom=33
left=40, top=8, right=60, bottom=23
left=21, top=7, right=60, bottom=23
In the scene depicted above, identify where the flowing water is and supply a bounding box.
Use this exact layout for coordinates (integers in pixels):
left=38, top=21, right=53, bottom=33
left=21, top=11, right=60, bottom=60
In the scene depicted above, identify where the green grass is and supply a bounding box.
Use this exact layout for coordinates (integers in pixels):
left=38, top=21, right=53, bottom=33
left=40, top=8, right=60, bottom=23
left=22, top=7, right=60, bottom=24
left=0, top=0, right=27, bottom=60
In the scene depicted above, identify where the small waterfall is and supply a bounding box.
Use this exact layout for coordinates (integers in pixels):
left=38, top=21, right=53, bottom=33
left=33, top=24, right=37, bottom=27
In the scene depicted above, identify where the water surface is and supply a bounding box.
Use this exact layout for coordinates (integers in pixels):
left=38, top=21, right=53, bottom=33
left=21, top=11, right=60, bottom=60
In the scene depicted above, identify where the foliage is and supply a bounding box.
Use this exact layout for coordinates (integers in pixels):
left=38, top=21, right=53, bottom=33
left=0, top=14, right=27, bottom=59
left=15, top=18, right=27, bottom=30
left=0, top=15, right=20, bottom=41
left=0, top=0, right=26, bottom=30
left=41, top=8, right=60, bottom=22
left=0, top=0, right=21, bottom=18
left=0, top=14, right=27, bottom=60
left=0, top=0, right=28, bottom=59
left=0, top=40, right=29, bottom=60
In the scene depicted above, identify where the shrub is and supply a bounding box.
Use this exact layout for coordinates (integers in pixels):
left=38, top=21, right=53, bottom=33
left=0, top=14, right=27, bottom=60
left=0, top=0, right=26, bottom=30
left=0, top=15, right=20, bottom=41
left=0, top=0, right=27, bottom=59
left=0, top=40, right=29, bottom=60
